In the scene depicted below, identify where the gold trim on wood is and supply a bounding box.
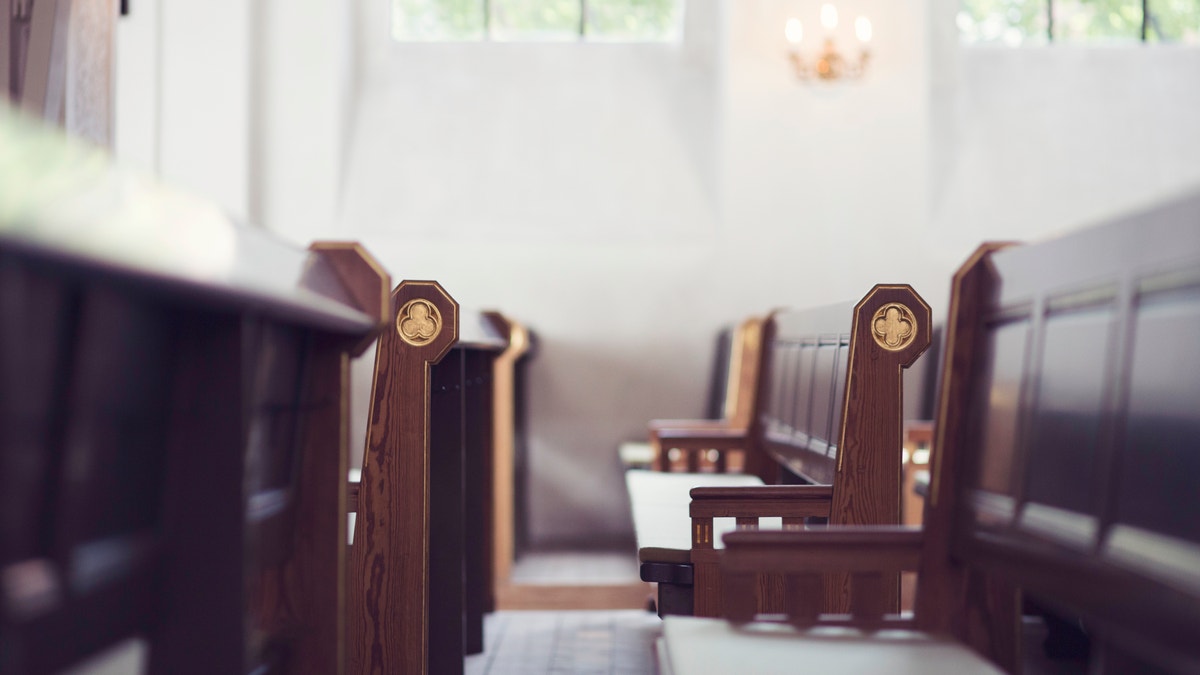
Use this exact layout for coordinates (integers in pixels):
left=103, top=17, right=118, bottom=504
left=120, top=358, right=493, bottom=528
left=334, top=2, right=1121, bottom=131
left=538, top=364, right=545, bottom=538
left=396, top=298, right=443, bottom=346
left=871, top=302, right=917, bottom=351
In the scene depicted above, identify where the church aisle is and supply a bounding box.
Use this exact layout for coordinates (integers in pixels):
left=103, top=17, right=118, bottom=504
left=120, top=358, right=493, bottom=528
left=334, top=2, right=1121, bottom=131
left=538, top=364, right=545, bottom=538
left=466, top=610, right=662, bottom=675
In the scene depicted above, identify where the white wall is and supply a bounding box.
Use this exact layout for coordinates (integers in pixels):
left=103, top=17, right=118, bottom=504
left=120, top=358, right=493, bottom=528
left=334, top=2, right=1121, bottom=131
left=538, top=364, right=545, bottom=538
left=338, top=35, right=724, bottom=546
left=114, top=0, right=251, bottom=218
left=255, top=0, right=354, bottom=243
left=114, top=0, right=352, bottom=232
left=932, top=46, right=1200, bottom=251
left=336, top=0, right=936, bottom=546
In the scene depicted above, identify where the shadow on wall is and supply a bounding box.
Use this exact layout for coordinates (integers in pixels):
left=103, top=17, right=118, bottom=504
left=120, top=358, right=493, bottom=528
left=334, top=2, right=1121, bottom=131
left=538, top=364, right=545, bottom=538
left=523, top=337, right=712, bottom=549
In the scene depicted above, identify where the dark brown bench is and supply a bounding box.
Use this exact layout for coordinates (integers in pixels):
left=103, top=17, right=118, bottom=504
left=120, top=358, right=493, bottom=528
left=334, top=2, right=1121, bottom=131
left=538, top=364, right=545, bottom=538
left=661, top=191, right=1200, bottom=674
left=630, top=285, right=933, bottom=618
left=0, top=117, right=389, bottom=674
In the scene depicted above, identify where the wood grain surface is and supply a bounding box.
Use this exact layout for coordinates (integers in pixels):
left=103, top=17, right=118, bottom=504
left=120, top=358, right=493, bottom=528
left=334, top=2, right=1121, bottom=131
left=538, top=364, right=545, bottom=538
left=350, top=281, right=458, bottom=675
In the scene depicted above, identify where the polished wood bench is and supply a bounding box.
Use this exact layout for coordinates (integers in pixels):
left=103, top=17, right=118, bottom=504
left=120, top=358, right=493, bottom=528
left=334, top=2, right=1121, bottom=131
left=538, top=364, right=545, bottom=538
left=662, top=191, right=1200, bottom=674
left=631, top=286, right=932, bottom=618
left=619, top=316, right=765, bottom=472
left=0, top=113, right=389, bottom=675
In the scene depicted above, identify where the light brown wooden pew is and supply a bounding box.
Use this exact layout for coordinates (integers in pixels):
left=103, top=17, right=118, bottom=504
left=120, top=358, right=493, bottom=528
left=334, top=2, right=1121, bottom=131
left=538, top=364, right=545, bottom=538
left=631, top=285, right=932, bottom=618
left=621, top=316, right=765, bottom=473
left=661, top=191, right=1200, bottom=674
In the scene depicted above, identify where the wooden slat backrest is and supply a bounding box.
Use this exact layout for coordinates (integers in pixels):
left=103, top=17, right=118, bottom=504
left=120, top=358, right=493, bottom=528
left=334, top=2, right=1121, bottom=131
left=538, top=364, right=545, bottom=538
left=650, top=316, right=765, bottom=473
left=0, top=118, right=389, bottom=674
left=725, top=316, right=765, bottom=429
left=925, top=192, right=1200, bottom=672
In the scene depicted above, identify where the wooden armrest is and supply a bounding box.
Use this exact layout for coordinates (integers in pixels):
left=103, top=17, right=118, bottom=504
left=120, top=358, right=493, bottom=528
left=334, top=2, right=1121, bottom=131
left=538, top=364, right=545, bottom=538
left=722, top=526, right=923, bottom=575
left=653, top=426, right=750, bottom=450
left=689, top=485, right=833, bottom=519
left=648, top=418, right=729, bottom=432
left=903, top=419, right=934, bottom=445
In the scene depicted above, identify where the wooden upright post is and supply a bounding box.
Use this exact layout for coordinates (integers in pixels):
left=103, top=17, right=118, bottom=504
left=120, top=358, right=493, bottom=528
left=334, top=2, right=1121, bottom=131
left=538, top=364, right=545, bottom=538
left=350, top=281, right=458, bottom=675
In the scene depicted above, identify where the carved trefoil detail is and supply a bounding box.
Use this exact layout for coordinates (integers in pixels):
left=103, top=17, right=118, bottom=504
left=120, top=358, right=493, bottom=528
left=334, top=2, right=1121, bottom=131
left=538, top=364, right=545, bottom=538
left=871, top=302, right=917, bottom=351
left=396, top=298, right=443, bottom=346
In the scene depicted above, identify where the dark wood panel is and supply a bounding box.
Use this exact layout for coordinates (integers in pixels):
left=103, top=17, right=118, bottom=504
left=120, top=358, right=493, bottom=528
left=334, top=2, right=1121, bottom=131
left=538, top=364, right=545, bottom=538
left=429, top=350, right=466, bottom=675
left=1024, top=307, right=1113, bottom=519
left=1116, top=288, right=1200, bottom=543
left=972, top=320, right=1027, bottom=501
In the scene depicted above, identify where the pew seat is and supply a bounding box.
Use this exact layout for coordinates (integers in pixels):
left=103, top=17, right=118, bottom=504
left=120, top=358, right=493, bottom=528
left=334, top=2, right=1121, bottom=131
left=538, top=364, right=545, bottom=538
left=627, top=470, right=767, bottom=561
left=659, top=616, right=1002, bottom=675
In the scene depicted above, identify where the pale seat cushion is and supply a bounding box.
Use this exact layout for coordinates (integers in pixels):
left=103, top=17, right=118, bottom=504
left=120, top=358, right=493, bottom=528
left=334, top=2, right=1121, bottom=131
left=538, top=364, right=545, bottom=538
left=625, top=470, right=770, bottom=560
left=661, top=616, right=1004, bottom=675
left=348, top=467, right=361, bottom=544
left=619, top=440, right=656, bottom=468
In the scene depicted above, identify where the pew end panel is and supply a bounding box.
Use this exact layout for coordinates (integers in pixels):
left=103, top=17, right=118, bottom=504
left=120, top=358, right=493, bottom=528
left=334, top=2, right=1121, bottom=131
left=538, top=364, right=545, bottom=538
left=348, top=280, right=459, bottom=675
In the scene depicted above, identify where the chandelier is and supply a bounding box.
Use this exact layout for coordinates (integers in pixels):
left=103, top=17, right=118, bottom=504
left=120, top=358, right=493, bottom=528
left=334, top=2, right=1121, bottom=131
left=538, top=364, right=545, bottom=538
left=785, top=4, right=872, bottom=82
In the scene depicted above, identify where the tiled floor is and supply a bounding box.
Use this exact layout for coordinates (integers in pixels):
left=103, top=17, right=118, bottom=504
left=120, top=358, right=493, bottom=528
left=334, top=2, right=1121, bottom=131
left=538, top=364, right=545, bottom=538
left=466, top=610, right=662, bottom=675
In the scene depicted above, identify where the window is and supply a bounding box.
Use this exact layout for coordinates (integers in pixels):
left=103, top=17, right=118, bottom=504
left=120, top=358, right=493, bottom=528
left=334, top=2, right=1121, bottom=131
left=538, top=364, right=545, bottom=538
left=392, top=0, right=685, bottom=42
left=958, top=0, right=1200, bottom=45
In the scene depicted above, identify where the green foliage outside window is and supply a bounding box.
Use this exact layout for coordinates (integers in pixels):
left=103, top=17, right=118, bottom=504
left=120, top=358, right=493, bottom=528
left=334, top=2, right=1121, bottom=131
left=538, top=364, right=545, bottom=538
left=1055, top=0, right=1143, bottom=42
left=492, top=0, right=581, bottom=40
left=586, top=0, right=682, bottom=41
left=392, top=0, right=683, bottom=42
left=959, top=0, right=1199, bottom=43
left=1148, top=0, right=1200, bottom=41
left=958, top=0, right=1049, bottom=45
left=393, top=0, right=486, bottom=40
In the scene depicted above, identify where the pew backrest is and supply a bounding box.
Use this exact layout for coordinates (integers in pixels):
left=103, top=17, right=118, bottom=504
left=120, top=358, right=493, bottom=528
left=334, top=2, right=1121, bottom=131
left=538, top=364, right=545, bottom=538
left=716, top=197, right=1200, bottom=673
left=0, top=112, right=389, bottom=675
left=924, top=192, right=1200, bottom=672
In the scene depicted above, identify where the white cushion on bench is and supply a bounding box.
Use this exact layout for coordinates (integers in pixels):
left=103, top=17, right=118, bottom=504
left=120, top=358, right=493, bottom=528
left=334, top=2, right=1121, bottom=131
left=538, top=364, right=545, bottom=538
left=626, top=470, right=766, bottom=554
left=619, top=440, right=656, bottom=468
left=660, top=616, right=1004, bottom=675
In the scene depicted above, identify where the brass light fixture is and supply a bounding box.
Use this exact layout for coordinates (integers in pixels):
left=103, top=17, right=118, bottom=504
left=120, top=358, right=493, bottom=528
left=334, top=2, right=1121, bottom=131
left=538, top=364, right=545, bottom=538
left=786, top=4, right=872, bottom=82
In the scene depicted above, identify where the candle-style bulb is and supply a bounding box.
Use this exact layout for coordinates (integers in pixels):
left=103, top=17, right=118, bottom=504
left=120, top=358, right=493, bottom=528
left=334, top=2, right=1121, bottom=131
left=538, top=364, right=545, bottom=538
left=785, top=18, right=804, bottom=44
left=820, top=4, right=838, bottom=31
left=855, top=16, right=872, bottom=43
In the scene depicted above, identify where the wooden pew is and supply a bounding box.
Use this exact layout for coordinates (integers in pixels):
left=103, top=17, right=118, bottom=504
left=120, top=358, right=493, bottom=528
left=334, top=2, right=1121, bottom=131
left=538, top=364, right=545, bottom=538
left=481, top=312, right=533, bottom=605
left=0, top=112, right=389, bottom=674
left=661, top=191, right=1200, bottom=674
left=631, top=286, right=932, bottom=618
left=618, top=316, right=765, bottom=472
left=450, top=312, right=509, bottom=656
left=348, top=282, right=457, bottom=675
left=349, top=295, right=516, bottom=674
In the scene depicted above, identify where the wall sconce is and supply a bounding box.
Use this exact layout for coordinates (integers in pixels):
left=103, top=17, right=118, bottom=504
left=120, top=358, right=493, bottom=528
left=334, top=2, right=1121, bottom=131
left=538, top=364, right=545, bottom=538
left=785, top=4, right=871, bottom=81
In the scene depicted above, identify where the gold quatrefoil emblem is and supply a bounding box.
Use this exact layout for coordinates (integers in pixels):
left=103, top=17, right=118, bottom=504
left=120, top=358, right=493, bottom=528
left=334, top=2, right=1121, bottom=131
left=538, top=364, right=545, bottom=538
left=871, top=303, right=917, bottom=352
left=396, top=299, right=442, bottom=346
